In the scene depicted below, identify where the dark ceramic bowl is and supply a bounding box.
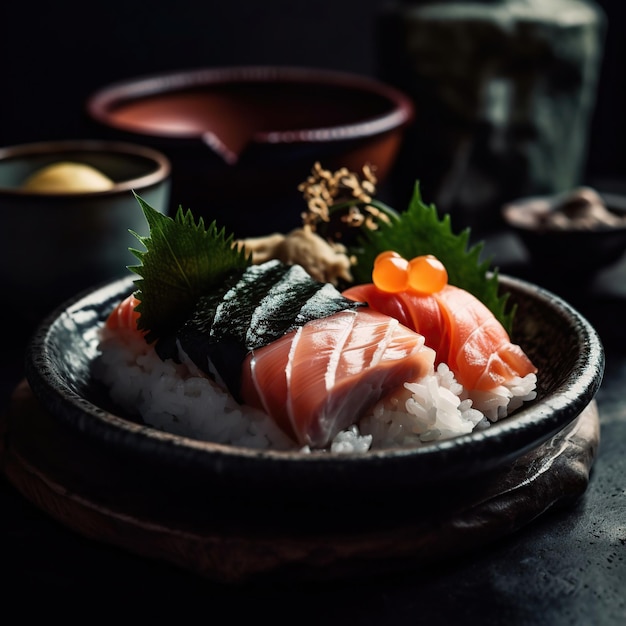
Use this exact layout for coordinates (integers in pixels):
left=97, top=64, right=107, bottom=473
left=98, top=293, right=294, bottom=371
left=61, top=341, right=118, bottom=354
left=10, top=271, right=604, bottom=581
left=22, top=272, right=603, bottom=507
left=502, top=188, right=626, bottom=276
left=85, top=66, right=415, bottom=237
left=0, top=140, right=171, bottom=320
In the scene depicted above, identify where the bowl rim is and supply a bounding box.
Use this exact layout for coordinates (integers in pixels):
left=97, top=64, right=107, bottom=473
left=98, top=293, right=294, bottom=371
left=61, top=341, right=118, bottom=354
left=23, top=272, right=606, bottom=494
left=502, top=191, right=626, bottom=234
left=0, top=139, right=171, bottom=197
left=85, top=65, right=416, bottom=143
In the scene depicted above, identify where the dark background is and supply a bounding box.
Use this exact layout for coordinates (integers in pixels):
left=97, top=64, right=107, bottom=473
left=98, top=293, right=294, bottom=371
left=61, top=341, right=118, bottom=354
left=1, top=0, right=624, bottom=186
left=1, top=4, right=625, bottom=618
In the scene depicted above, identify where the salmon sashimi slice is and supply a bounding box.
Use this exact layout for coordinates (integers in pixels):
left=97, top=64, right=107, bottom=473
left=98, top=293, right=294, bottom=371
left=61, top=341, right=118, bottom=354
left=342, top=283, right=446, bottom=354
left=240, top=335, right=294, bottom=439
left=105, top=294, right=142, bottom=332
left=240, top=309, right=436, bottom=448
left=342, top=283, right=537, bottom=393
left=434, top=285, right=536, bottom=391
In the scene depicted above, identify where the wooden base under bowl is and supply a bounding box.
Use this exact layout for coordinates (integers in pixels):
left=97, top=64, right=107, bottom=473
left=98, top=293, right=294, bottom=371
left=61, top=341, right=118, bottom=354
left=0, top=380, right=600, bottom=584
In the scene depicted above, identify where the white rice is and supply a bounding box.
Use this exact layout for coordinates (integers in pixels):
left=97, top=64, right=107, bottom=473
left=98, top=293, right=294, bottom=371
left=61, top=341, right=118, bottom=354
left=93, top=326, right=537, bottom=454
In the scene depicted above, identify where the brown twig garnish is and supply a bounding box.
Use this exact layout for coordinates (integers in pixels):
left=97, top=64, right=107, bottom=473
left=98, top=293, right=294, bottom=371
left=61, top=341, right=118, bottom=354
left=297, top=162, right=388, bottom=238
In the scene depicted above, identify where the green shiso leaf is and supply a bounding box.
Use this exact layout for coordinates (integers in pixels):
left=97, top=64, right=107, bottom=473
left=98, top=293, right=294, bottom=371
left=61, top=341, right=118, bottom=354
left=350, top=182, right=514, bottom=333
left=128, top=193, right=250, bottom=343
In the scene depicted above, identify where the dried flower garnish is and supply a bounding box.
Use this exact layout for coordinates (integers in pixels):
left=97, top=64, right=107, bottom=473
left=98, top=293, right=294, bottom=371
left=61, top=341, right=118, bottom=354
left=297, top=162, right=400, bottom=243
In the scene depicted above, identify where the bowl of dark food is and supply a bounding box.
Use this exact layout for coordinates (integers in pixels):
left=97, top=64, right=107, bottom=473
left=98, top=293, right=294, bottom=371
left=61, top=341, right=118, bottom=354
left=7, top=165, right=604, bottom=584
left=85, top=65, right=415, bottom=237
left=502, top=186, right=626, bottom=276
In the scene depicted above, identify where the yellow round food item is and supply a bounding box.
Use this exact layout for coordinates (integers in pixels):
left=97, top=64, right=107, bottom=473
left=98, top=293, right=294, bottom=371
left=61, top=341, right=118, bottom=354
left=21, top=161, right=115, bottom=193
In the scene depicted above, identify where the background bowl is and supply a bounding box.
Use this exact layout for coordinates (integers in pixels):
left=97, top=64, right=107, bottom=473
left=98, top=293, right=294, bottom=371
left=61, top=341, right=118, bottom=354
left=0, top=139, right=170, bottom=324
left=501, top=187, right=626, bottom=278
left=85, top=66, right=415, bottom=237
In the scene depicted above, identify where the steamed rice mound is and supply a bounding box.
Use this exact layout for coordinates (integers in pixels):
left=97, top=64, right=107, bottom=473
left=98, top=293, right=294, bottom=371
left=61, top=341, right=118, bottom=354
left=93, top=325, right=537, bottom=454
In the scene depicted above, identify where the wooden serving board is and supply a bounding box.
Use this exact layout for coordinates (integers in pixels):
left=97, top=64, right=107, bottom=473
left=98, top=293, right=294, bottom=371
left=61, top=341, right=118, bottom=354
left=0, top=380, right=600, bottom=584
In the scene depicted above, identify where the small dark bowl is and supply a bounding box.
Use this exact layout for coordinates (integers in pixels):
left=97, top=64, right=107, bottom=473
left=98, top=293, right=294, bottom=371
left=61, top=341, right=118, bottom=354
left=502, top=188, right=626, bottom=276
left=85, top=66, right=415, bottom=237
left=0, top=140, right=171, bottom=324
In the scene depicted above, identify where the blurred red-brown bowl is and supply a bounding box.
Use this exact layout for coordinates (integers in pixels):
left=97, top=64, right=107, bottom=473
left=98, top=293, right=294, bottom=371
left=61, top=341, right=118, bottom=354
left=85, top=65, right=415, bottom=237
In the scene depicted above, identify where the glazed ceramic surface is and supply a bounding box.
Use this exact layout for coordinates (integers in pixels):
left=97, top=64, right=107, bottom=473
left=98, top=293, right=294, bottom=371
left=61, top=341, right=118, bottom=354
left=23, top=273, right=604, bottom=530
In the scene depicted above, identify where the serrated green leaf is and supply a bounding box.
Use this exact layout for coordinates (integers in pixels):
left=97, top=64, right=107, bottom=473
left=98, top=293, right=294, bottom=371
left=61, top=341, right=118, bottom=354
left=349, top=182, right=514, bottom=333
left=128, top=193, right=250, bottom=342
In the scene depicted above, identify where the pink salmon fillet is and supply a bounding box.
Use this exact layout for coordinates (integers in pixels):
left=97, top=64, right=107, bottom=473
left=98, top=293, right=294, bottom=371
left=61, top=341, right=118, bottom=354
left=240, top=308, right=435, bottom=448
left=342, top=283, right=537, bottom=392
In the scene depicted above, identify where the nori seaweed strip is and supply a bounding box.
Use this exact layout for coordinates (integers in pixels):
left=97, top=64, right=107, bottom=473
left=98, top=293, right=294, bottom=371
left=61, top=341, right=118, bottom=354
left=174, top=288, right=237, bottom=382
left=294, top=282, right=363, bottom=327
left=174, top=265, right=268, bottom=393
left=212, top=260, right=295, bottom=349
left=245, top=264, right=336, bottom=349
left=154, top=269, right=241, bottom=364
left=175, top=260, right=365, bottom=401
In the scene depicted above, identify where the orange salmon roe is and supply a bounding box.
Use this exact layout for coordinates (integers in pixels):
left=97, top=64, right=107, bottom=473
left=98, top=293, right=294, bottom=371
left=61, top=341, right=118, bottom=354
left=407, top=254, right=448, bottom=294
left=373, top=251, right=448, bottom=295
left=372, top=252, right=409, bottom=292
left=374, top=251, right=403, bottom=265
